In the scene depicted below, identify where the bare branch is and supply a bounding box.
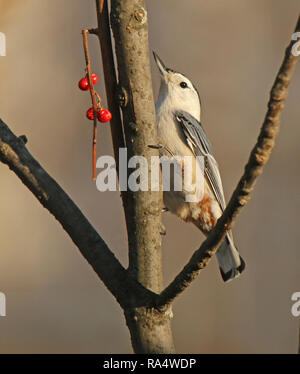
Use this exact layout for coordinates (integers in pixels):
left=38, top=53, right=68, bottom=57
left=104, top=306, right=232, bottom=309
left=156, top=15, right=300, bottom=309
left=0, top=118, right=131, bottom=307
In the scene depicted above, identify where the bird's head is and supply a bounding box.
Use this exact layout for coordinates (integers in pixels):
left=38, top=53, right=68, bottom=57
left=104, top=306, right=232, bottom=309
left=153, top=52, right=201, bottom=121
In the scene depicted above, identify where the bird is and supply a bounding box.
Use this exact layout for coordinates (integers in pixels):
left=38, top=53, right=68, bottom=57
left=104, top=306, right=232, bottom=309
left=153, top=52, right=245, bottom=282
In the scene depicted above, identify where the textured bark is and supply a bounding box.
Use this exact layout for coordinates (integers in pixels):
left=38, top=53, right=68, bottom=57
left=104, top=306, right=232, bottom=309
left=110, top=0, right=175, bottom=353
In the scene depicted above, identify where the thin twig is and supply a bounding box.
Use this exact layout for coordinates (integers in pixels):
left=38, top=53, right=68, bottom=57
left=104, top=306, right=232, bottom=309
left=156, top=15, right=300, bottom=309
left=82, top=29, right=98, bottom=180
left=99, top=0, right=105, bottom=13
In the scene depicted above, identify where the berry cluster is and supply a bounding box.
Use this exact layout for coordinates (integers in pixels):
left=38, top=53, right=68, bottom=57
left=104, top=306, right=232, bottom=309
left=86, top=107, right=112, bottom=123
left=78, top=73, right=112, bottom=123
left=78, top=74, right=98, bottom=90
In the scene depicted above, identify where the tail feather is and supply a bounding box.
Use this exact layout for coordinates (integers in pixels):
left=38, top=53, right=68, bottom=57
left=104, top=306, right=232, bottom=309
left=216, top=235, right=245, bottom=282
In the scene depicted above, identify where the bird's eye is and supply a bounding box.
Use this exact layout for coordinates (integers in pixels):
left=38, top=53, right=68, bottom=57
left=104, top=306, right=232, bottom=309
left=180, top=81, right=188, bottom=89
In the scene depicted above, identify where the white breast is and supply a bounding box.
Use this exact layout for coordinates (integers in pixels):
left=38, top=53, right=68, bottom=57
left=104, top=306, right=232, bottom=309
left=156, top=105, right=194, bottom=158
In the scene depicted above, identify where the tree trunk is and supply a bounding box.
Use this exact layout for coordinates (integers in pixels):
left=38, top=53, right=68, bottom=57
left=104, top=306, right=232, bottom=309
left=109, top=0, right=175, bottom=353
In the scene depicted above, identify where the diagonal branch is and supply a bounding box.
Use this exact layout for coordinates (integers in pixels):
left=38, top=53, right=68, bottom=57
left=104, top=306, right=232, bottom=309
left=156, top=15, right=300, bottom=309
left=0, top=118, right=148, bottom=308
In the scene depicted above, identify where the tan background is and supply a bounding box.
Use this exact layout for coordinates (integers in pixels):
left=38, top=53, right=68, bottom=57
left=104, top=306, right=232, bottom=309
left=0, top=0, right=299, bottom=353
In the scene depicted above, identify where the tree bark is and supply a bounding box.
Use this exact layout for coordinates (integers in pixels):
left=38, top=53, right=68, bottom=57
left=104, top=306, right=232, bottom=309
left=109, top=0, right=175, bottom=353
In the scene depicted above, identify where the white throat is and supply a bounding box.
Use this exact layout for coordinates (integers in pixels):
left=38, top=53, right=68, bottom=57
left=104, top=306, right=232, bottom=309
left=156, top=82, right=201, bottom=122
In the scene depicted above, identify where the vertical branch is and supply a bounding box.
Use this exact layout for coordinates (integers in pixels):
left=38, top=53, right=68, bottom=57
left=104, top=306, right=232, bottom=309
left=110, top=0, right=163, bottom=292
left=109, top=0, right=175, bottom=353
left=82, top=29, right=98, bottom=180
left=94, top=0, right=125, bottom=177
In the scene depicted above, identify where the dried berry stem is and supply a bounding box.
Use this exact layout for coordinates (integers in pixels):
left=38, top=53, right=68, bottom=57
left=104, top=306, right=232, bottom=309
left=82, top=29, right=98, bottom=180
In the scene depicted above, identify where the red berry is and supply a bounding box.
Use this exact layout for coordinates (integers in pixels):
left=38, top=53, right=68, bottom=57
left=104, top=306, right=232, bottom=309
left=86, top=107, right=96, bottom=120
left=97, top=109, right=112, bottom=123
left=92, top=73, right=98, bottom=84
left=78, top=77, right=90, bottom=91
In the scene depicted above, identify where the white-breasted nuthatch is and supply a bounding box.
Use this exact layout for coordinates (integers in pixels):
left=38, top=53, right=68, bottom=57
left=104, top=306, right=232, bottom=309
left=153, top=52, right=245, bottom=282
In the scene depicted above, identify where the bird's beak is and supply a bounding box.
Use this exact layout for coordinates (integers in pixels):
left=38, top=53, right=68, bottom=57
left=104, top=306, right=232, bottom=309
left=153, top=51, right=168, bottom=79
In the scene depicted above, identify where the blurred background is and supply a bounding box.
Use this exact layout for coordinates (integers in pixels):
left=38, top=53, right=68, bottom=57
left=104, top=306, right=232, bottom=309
left=0, top=0, right=299, bottom=353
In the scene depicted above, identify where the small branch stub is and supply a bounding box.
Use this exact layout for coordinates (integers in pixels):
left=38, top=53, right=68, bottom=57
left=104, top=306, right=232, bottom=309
left=18, top=135, right=28, bottom=144
left=117, top=86, right=129, bottom=108
left=134, top=7, right=147, bottom=24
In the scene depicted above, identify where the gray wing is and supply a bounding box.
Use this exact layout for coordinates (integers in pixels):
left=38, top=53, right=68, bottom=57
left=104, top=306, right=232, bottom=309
left=174, top=110, right=226, bottom=211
